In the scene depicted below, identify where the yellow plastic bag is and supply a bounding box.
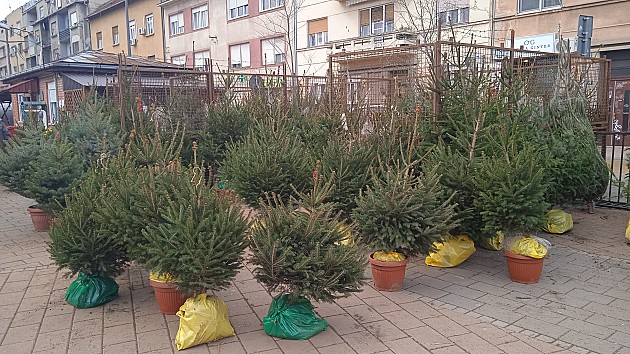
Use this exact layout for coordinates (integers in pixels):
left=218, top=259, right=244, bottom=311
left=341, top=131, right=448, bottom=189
left=175, top=294, right=235, bottom=350
left=507, top=237, right=549, bottom=259
left=543, top=210, right=573, bottom=234
left=478, top=231, right=504, bottom=251
left=149, top=272, right=175, bottom=283
left=425, top=235, right=476, bottom=267
left=336, top=224, right=354, bottom=246
left=373, top=251, right=406, bottom=262
left=625, top=220, right=630, bottom=245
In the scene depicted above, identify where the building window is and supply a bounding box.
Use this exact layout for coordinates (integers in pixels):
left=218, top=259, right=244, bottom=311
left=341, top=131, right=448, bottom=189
left=112, top=26, right=119, bottom=45
left=20, top=64, right=24, bottom=71
left=72, top=41, right=79, bottom=54
left=229, top=42, right=250, bottom=68
left=171, top=55, right=186, bottom=66
left=70, top=12, right=77, bottom=26
left=51, top=21, right=57, bottom=36
left=39, top=6, right=44, bottom=19
left=439, top=7, right=470, bottom=26
left=228, top=0, right=248, bottom=20
left=359, top=4, right=394, bottom=36
left=261, top=37, right=284, bottom=65
left=145, top=14, right=154, bottom=35
left=260, top=0, right=284, bottom=12
left=308, top=18, right=328, bottom=47
left=96, top=32, right=103, bottom=49
left=0, top=47, right=4, bottom=58
left=194, top=50, right=210, bottom=70
left=519, top=0, right=561, bottom=12
left=129, top=20, right=136, bottom=40
left=170, top=12, right=184, bottom=35
left=192, top=5, right=208, bottom=30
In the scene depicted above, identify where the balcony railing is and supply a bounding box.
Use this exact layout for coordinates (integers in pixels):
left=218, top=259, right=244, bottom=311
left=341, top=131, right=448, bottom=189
left=59, top=27, right=70, bottom=42
left=329, top=31, right=417, bottom=53
left=21, top=0, right=37, bottom=12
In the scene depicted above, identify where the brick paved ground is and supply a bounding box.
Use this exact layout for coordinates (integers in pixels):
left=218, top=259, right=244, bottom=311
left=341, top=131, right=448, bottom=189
left=0, top=185, right=628, bottom=353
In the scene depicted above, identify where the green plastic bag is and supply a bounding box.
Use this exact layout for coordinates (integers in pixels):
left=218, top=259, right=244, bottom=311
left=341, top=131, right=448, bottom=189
left=263, top=294, right=329, bottom=340
left=65, top=273, right=119, bottom=308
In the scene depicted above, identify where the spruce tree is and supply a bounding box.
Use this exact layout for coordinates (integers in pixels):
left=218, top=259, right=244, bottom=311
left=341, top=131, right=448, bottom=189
left=0, top=126, right=47, bottom=195
left=25, top=140, right=85, bottom=214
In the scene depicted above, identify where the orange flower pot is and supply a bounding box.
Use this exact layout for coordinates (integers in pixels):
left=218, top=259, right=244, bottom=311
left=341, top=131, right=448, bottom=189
left=368, top=253, right=409, bottom=292
left=150, top=280, right=186, bottom=315
left=504, top=250, right=545, bottom=284
left=27, top=206, right=53, bottom=232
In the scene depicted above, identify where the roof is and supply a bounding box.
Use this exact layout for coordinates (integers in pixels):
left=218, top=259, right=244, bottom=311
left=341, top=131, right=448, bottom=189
left=62, top=72, right=113, bottom=88
left=3, top=51, right=187, bottom=84
left=88, top=0, right=125, bottom=18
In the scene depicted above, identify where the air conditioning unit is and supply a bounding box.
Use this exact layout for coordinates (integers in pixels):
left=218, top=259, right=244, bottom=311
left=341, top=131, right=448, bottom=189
left=138, top=28, right=145, bottom=35
left=130, top=39, right=137, bottom=46
left=274, top=53, right=285, bottom=64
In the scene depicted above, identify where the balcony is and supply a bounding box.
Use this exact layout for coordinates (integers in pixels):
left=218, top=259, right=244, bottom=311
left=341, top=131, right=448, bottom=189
left=329, top=31, right=417, bottom=54
left=59, top=27, right=70, bottom=42
left=21, top=0, right=37, bottom=12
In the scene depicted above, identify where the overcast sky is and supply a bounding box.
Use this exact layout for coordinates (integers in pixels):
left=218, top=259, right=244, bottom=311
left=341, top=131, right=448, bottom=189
left=0, top=0, right=27, bottom=22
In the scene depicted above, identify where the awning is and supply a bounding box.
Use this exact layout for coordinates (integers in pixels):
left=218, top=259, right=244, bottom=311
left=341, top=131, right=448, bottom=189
left=0, top=79, right=39, bottom=94
left=62, top=72, right=113, bottom=89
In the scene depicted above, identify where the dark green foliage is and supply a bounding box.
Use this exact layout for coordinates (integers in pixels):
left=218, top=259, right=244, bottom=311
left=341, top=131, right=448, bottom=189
left=0, top=127, right=47, bottom=195
left=140, top=170, right=249, bottom=295
left=320, top=136, right=375, bottom=218
left=353, top=164, right=457, bottom=257
left=223, top=121, right=314, bottom=205
left=25, top=141, right=85, bottom=214
left=48, top=169, right=129, bottom=277
left=473, top=146, right=549, bottom=236
left=58, top=97, right=122, bottom=164
left=197, top=105, right=252, bottom=168
left=249, top=176, right=366, bottom=303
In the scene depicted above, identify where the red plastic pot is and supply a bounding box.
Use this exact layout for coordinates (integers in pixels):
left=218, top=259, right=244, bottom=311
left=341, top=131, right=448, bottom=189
left=504, top=250, right=545, bottom=284
left=368, top=253, right=409, bottom=292
left=150, top=280, right=187, bottom=315
left=27, top=206, right=52, bottom=232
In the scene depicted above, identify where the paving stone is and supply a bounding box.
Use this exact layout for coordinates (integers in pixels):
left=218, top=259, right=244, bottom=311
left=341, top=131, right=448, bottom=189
left=0, top=340, right=36, bottom=354
left=450, top=332, right=504, bottom=354
left=135, top=313, right=167, bottom=333
left=361, top=296, right=402, bottom=314
left=383, top=337, right=430, bottom=354
left=225, top=299, right=255, bottom=317
left=238, top=330, right=279, bottom=353
left=477, top=293, right=524, bottom=311
left=2, top=323, right=40, bottom=345
left=497, top=338, right=544, bottom=353
left=363, top=319, right=407, bottom=342
left=442, top=284, right=486, bottom=300
left=136, top=328, right=172, bottom=353
left=276, top=339, right=319, bottom=354
left=465, top=322, right=519, bottom=346
left=72, top=307, right=104, bottom=323
left=103, top=323, right=136, bottom=346
left=560, top=330, right=621, bottom=354
left=102, top=340, right=138, bottom=354
left=430, top=344, right=467, bottom=354
left=475, top=304, right=524, bottom=324
left=10, top=308, right=45, bottom=327
left=309, top=327, right=344, bottom=348
left=405, top=326, right=452, bottom=350
left=345, top=304, right=385, bottom=324
left=512, top=316, right=570, bottom=339
left=406, top=284, right=448, bottom=299
left=67, top=334, right=102, bottom=354
left=379, top=309, right=423, bottom=331
left=609, top=330, right=630, bottom=347
left=325, top=313, right=364, bottom=335
left=400, top=299, right=441, bottom=320
left=422, top=315, right=469, bottom=337
left=335, top=294, right=365, bottom=308
left=70, top=318, right=103, bottom=340
left=208, top=341, right=246, bottom=354
left=33, top=328, right=70, bottom=353
left=316, top=342, right=357, bottom=354
left=0, top=291, right=25, bottom=306
left=230, top=312, right=262, bottom=334
left=343, top=330, right=389, bottom=354
left=557, top=318, right=615, bottom=340
left=439, top=293, right=483, bottom=311
left=104, top=309, right=134, bottom=328
left=355, top=285, right=383, bottom=300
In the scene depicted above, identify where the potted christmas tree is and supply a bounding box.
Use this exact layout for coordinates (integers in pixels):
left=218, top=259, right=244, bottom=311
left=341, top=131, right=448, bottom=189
left=249, top=170, right=366, bottom=340
left=139, top=165, right=249, bottom=315
left=48, top=167, right=129, bottom=308
left=353, top=163, right=457, bottom=291
left=25, top=139, right=85, bottom=231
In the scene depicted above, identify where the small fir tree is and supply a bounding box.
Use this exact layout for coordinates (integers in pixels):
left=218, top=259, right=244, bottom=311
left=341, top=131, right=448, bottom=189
left=25, top=140, right=85, bottom=214
left=0, top=126, right=47, bottom=195
left=223, top=121, right=314, bottom=205
left=139, top=167, right=249, bottom=294
left=249, top=170, right=366, bottom=303
left=353, top=163, right=458, bottom=257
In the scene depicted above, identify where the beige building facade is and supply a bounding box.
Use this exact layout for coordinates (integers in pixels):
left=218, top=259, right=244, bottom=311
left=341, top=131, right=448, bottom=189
left=88, top=0, right=165, bottom=59
left=0, top=8, right=29, bottom=79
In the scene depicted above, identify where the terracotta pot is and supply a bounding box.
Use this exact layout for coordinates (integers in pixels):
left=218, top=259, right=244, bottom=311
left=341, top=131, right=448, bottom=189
left=369, top=253, right=409, bottom=292
left=504, top=250, right=545, bottom=284
left=150, top=280, right=187, bottom=315
left=27, top=206, right=53, bottom=232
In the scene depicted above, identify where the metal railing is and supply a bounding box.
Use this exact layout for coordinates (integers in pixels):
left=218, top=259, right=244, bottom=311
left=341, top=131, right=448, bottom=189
left=595, top=131, right=630, bottom=209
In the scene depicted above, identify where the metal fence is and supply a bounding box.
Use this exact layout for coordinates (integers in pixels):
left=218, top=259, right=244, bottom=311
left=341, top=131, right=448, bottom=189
left=329, top=40, right=611, bottom=127
left=595, top=131, right=630, bottom=209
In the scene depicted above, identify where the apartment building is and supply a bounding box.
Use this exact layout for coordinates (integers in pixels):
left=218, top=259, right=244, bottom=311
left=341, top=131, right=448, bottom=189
left=87, top=0, right=164, bottom=59
left=158, top=0, right=492, bottom=76
left=0, top=8, right=29, bottom=79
